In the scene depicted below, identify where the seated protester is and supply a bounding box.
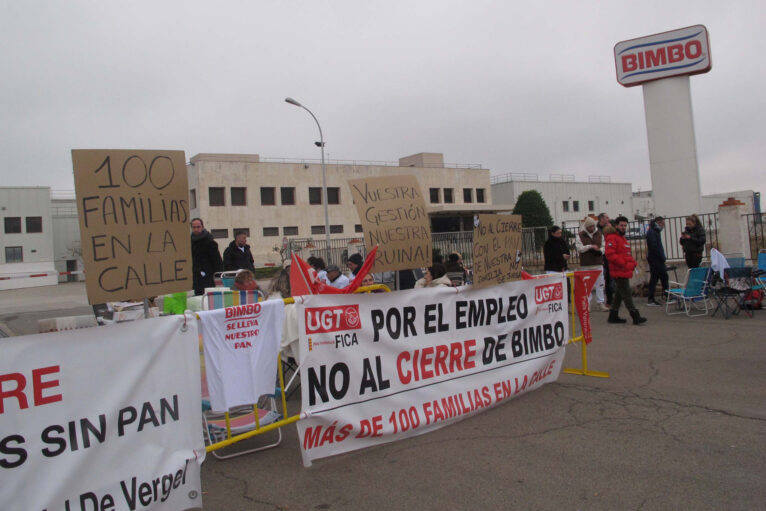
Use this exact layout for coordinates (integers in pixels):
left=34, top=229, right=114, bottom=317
left=445, top=252, right=467, bottom=279
left=266, top=267, right=291, bottom=300
left=232, top=269, right=259, bottom=291
left=307, top=256, right=327, bottom=283
left=325, top=264, right=350, bottom=289
left=347, top=253, right=363, bottom=278
left=415, top=263, right=452, bottom=288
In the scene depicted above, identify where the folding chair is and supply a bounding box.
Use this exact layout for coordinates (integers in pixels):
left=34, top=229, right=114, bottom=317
left=711, top=267, right=754, bottom=319
left=665, top=267, right=713, bottom=316
left=203, top=289, right=265, bottom=310
left=752, top=251, right=766, bottom=292
left=446, top=271, right=465, bottom=286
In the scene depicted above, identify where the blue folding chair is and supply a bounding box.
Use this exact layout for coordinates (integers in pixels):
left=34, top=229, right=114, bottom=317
left=752, top=251, right=766, bottom=292
left=665, top=267, right=713, bottom=316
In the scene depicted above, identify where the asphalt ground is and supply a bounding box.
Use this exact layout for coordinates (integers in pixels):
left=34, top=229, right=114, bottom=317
left=2, top=283, right=765, bottom=510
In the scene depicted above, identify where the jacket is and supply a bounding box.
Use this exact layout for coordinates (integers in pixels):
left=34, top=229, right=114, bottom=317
left=576, top=229, right=603, bottom=266
left=605, top=229, right=637, bottom=279
left=680, top=224, right=706, bottom=255
left=414, top=274, right=453, bottom=288
left=543, top=236, right=570, bottom=272
left=191, top=230, right=223, bottom=294
left=645, top=223, right=666, bottom=262
left=223, top=241, right=256, bottom=272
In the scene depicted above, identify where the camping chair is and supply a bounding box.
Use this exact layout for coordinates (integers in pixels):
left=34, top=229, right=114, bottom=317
left=752, top=251, right=766, bottom=292
left=201, top=361, right=283, bottom=459
left=711, top=267, right=755, bottom=319
left=446, top=271, right=465, bottom=286
left=665, top=267, right=713, bottom=317
left=725, top=256, right=745, bottom=268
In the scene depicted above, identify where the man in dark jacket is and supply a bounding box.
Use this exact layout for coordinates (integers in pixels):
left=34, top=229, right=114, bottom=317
left=645, top=216, right=668, bottom=306
left=605, top=216, right=646, bottom=325
left=223, top=231, right=256, bottom=273
left=191, top=218, right=223, bottom=295
left=543, top=226, right=570, bottom=272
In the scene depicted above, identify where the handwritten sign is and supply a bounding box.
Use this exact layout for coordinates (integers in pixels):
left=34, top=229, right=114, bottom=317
left=348, top=175, right=431, bottom=272
left=72, top=150, right=192, bottom=304
left=471, top=214, right=523, bottom=289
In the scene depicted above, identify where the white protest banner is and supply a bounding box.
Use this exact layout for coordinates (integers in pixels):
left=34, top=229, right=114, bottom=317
left=0, top=317, right=205, bottom=511
left=296, top=276, right=568, bottom=465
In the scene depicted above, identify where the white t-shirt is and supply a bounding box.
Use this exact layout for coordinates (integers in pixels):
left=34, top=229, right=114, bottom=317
left=328, top=273, right=350, bottom=289
left=199, top=300, right=285, bottom=411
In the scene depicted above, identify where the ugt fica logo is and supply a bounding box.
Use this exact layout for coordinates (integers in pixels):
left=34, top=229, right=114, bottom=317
left=535, top=282, right=563, bottom=304
left=305, top=305, right=362, bottom=334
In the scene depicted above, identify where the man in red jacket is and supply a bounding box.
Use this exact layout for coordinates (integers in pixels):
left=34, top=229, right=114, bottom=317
left=604, top=216, right=647, bottom=325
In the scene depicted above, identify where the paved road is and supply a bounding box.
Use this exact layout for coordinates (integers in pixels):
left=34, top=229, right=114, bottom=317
left=2, top=284, right=765, bottom=510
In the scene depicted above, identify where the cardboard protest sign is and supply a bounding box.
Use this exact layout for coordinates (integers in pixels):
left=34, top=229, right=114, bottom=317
left=0, top=316, right=205, bottom=510
left=471, top=214, right=523, bottom=289
left=72, top=150, right=192, bottom=303
left=295, top=277, right=568, bottom=465
left=348, top=175, right=431, bottom=272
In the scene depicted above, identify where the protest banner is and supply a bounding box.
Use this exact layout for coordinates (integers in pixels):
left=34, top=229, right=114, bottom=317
left=347, top=175, right=431, bottom=272
left=71, top=149, right=192, bottom=304
left=0, top=317, right=205, bottom=510
left=573, top=270, right=601, bottom=344
left=471, top=214, right=523, bottom=289
left=295, top=276, right=568, bottom=465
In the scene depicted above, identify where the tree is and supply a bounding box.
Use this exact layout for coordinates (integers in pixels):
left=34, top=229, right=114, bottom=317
left=512, top=190, right=553, bottom=228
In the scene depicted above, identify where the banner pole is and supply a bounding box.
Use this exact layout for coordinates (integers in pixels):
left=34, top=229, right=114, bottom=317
left=563, top=271, right=610, bottom=379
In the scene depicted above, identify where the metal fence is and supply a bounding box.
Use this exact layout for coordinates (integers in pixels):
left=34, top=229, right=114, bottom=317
left=743, top=212, right=766, bottom=257
left=287, top=212, right=723, bottom=272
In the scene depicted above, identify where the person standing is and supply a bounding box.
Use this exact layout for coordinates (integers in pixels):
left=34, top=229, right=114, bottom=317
left=680, top=214, right=706, bottom=268
left=646, top=217, right=669, bottom=306
left=605, top=216, right=646, bottom=325
left=597, top=213, right=614, bottom=306
left=543, top=226, right=570, bottom=273
left=190, top=218, right=223, bottom=295
left=576, top=217, right=608, bottom=311
left=347, top=253, right=363, bottom=278
left=223, top=231, right=256, bottom=273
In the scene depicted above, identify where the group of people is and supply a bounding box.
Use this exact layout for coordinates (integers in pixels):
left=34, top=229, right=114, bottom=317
left=191, top=218, right=257, bottom=295
left=542, top=212, right=707, bottom=325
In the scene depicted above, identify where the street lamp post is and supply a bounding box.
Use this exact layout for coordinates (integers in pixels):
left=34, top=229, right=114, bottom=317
left=285, top=97, right=332, bottom=263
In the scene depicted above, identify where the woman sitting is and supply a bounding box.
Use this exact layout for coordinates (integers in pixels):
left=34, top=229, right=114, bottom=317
left=414, top=263, right=452, bottom=288
left=232, top=269, right=259, bottom=291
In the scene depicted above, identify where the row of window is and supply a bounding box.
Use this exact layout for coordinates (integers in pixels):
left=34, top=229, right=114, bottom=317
left=4, top=246, right=22, bottom=263
left=4, top=217, right=43, bottom=234
left=209, top=224, right=365, bottom=240
left=562, top=200, right=596, bottom=213
left=190, top=186, right=487, bottom=208
left=190, top=187, right=343, bottom=209
left=429, top=188, right=486, bottom=204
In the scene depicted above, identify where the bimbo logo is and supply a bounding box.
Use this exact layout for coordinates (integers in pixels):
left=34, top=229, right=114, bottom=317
left=224, top=303, right=262, bottom=319
left=614, top=25, right=711, bottom=87
left=305, top=305, right=362, bottom=334
left=535, top=283, right=563, bottom=304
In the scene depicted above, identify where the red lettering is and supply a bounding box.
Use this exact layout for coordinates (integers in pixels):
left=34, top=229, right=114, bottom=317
left=645, top=47, right=666, bottom=68
left=622, top=54, right=637, bottom=72
left=32, top=365, right=62, bottom=407
left=668, top=44, right=684, bottom=62
left=464, top=339, right=477, bottom=369
left=685, top=40, right=702, bottom=59
left=396, top=351, right=411, bottom=384
left=419, top=347, right=434, bottom=380
left=0, top=373, right=27, bottom=413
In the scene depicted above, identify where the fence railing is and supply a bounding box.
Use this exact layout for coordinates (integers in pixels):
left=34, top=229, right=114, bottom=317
left=286, top=213, right=723, bottom=272
left=743, top=212, right=765, bottom=257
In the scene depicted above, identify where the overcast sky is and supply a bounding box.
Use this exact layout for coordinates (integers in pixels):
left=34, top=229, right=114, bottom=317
left=1, top=1, right=763, bottom=209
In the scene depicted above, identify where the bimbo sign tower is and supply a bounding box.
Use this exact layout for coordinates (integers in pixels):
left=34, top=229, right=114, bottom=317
left=614, top=25, right=711, bottom=218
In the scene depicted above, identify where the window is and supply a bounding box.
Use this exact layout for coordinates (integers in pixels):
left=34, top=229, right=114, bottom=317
left=311, top=225, right=326, bottom=235
left=231, top=187, right=247, bottom=206
left=355, top=224, right=363, bottom=233
left=309, top=187, right=322, bottom=205
left=562, top=201, right=569, bottom=212
left=476, top=188, right=486, bottom=203
left=330, top=224, right=344, bottom=234
left=588, top=200, right=595, bottom=212
left=210, top=229, right=228, bottom=239
left=5, top=246, right=22, bottom=263
left=463, top=189, right=473, bottom=203
left=283, top=226, right=299, bottom=236
left=190, top=189, right=197, bottom=210
left=443, top=188, right=454, bottom=204
left=327, top=187, right=340, bottom=205
left=260, top=187, right=275, bottom=206
left=4, top=217, right=21, bottom=234
left=429, top=188, right=440, bottom=204
left=281, top=187, right=295, bottom=205
left=573, top=201, right=580, bottom=212
left=233, top=228, right=250, bottom=236
left=209, top=187, right=225, bottom=206
left=25, top=217, right=43, bottom=233
left=263, top=227, right=279, bottom=237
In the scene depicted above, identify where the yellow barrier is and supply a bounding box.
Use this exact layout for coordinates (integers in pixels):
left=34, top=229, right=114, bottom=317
left=562, top=272, right=610, bottom=379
